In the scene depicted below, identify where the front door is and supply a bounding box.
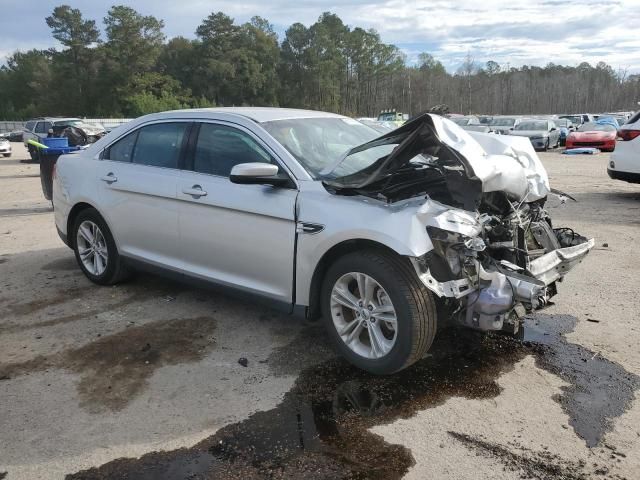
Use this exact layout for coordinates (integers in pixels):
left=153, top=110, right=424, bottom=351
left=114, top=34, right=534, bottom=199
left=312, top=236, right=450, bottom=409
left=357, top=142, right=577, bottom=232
left=177, top=121, right=298, bottom=304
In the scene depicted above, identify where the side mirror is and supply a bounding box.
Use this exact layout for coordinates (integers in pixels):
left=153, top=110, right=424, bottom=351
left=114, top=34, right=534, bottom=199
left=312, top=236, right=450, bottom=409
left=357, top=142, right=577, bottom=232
left=230, top=163, right=291, bottom=187
left=550, top=127, right=556, bottom=132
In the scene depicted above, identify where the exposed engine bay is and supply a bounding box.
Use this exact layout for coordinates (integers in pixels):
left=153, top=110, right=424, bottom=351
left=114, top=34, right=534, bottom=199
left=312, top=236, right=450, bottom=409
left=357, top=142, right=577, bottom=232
left=325, top=113, right=594, bottom=333
left=414, top=192, right=593, bottom=334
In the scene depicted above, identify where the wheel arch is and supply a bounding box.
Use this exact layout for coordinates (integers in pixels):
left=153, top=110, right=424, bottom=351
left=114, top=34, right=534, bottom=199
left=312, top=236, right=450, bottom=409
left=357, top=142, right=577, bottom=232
left=306, top=238, right=408, bottom=321
left=66, top=202, right=116, bottom=249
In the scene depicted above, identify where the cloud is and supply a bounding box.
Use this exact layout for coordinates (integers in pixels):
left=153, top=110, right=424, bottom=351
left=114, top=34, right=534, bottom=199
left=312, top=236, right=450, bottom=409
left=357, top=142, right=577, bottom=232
left=0, top=0, right=638, bottom=72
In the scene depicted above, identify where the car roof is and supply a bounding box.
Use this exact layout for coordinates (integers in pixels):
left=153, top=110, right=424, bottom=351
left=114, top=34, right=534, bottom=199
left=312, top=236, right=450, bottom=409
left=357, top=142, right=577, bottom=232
left=29, top=117, right=81, bottom=122
left=161, top=107, right=346, bottom=123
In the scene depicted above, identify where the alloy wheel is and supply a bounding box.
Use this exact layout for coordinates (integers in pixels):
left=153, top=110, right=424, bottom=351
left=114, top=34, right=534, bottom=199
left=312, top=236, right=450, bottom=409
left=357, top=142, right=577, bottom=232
left=329, top=272, right=398, bottom=359
left=76, top=220, right=108, bottom=276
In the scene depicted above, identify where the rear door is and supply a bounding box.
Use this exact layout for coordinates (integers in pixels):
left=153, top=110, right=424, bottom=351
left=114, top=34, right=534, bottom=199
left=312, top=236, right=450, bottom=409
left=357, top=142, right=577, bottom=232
left=96, top=121, right=190, bottom=268
left=177, top=121, right=298, bottom=304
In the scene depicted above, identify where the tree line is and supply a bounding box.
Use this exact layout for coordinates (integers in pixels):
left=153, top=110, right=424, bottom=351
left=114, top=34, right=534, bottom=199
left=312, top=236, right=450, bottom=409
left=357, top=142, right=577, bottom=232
left=1, top=4, right=638, bottom=120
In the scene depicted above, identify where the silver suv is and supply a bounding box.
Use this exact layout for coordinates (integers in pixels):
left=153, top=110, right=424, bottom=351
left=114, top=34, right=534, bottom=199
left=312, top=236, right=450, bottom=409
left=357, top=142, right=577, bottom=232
left=23, top=117, right=105, bottom=159
left=52, top=108, right=593, bottom=374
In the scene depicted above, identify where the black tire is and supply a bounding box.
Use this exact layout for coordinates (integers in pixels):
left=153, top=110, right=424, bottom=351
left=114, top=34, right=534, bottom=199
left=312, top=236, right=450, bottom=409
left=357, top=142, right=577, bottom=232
left=28, top=146, right=37, bottom=160
left=543, top=139, right=549, bottom=151
left=3, top=154, right=9, bottom=158
left=320, top=249, right=437, bottom=374
left=72, top=208, right=130, bottom=285
left=40, top=157, right=54, bottom=201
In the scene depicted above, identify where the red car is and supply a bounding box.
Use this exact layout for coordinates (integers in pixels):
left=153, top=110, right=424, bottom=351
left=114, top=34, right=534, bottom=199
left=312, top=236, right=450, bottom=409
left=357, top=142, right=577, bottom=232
left=565, top=122, right=617, bottom=151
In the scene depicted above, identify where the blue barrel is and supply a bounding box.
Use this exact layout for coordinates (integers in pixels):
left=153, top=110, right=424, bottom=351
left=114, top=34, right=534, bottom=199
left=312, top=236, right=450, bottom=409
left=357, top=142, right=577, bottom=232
left=42, top=137, right=69, bottom=149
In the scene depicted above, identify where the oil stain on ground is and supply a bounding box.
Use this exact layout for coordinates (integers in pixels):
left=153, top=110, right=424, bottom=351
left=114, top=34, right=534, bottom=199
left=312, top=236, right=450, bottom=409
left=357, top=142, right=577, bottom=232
left=66, top=314, right=639, bottom=480
left=0, top=276, right=189, bottom=333
left=41, top=256, right=79, bottom=271
left=0, top=285, right=85, bottom=317
left=522, top=315, right=638, bottom=448
left=0, top=316, right=217, bottom=412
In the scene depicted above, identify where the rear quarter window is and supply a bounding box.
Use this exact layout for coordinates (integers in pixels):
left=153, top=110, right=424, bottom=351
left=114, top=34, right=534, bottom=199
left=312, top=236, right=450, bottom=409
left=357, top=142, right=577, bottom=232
left=104, top=131, right=138, bottom=162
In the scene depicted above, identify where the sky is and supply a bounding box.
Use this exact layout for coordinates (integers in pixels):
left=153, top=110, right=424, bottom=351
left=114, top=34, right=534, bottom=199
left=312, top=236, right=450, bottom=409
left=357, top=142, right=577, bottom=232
left=1, top=0, right=639, bottom=73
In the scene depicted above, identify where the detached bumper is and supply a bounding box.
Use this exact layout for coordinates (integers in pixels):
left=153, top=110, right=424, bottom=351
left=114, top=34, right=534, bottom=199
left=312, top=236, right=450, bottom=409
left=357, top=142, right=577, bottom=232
left=529, top=238, right=595, bottom=285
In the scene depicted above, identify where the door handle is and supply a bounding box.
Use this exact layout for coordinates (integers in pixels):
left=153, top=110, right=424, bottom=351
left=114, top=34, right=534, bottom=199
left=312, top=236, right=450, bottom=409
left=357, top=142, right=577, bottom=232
left=100, top=173, right=117, bottom=184
left=182, top=185, right=207, bottom=198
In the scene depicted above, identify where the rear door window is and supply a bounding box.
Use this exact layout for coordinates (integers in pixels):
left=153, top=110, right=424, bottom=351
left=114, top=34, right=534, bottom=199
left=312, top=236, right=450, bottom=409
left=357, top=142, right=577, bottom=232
left=25, top=121, right=36, bottom=131
left=193, top=123, right=274, bottom=177
left=132, top=123, right=188, bottom=169
left=34, top=122, right=46, bottom=134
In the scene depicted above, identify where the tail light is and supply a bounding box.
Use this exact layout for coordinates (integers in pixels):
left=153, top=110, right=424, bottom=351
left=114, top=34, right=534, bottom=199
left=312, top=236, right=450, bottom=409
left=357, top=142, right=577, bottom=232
left=618, top=129, right=640, bottom=141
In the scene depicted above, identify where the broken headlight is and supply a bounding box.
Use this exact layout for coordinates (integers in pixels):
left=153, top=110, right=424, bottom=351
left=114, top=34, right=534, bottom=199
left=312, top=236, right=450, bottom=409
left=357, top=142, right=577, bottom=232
left=427, top=226, right=480, bottom=279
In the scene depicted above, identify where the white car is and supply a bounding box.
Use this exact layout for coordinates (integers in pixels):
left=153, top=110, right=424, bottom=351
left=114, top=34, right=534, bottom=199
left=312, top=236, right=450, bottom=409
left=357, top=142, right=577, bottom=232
left=52, top=108, right=593, bottom=374
left=0, top=138, right=11, bottom=157
left=609, top=110, right=640, bottom=183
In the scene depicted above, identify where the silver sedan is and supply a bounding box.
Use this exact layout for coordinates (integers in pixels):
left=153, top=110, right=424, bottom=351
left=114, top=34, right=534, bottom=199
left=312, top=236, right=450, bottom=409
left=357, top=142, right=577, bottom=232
left=52, top=108, right=593, bottom=374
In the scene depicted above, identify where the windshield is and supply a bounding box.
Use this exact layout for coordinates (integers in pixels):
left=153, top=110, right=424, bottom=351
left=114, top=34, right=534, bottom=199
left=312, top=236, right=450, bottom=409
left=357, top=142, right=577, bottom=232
left=262, top=117, right=385, bottom=178
left=489, top=117, right=516, bottom=127
left=515, top=121, right=547, bottom=131
left=579, top=123, right=617, bottom=132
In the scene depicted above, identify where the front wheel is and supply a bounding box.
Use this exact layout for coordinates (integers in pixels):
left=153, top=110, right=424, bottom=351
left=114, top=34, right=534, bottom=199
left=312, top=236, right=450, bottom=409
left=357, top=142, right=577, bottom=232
left=72, top=208, right=130, bottom=285
left=2, top=154, right=9, bottom=158
left=321, top=250, right=437, bottom=374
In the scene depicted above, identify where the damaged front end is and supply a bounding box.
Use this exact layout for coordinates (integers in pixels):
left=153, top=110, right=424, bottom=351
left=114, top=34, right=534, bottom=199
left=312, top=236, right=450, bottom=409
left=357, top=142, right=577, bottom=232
left=325, top=114, right=594, bottom=334
left=412, top=197, right=593, bottom=334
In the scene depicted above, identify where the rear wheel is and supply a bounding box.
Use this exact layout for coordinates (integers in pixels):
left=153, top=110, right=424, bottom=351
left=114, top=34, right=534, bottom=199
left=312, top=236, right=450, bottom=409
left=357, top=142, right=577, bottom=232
left=321, top=250, right=437, bottom=374
left=72, top=208, right=130, bottom=285
left=2, top=154, right=9, bottom=158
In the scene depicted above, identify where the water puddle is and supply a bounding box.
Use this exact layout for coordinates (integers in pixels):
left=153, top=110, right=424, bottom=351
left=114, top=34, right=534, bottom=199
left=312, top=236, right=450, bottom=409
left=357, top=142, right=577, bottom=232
left=66, top=314, right=639, bottom=479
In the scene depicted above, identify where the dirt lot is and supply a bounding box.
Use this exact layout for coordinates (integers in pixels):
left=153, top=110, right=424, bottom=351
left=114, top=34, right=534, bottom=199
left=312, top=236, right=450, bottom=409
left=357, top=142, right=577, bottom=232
left=1, top=142, right=639, bottom=479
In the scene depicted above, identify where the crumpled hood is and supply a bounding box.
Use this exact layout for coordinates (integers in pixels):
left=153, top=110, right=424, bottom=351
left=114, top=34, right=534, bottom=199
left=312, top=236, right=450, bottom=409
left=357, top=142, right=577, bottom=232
left=324, top=113, right=550, bottom=206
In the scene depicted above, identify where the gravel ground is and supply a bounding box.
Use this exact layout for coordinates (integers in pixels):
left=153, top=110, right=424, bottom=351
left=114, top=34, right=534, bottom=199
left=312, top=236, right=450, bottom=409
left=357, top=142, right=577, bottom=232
left=1, top=142, right=639, bottom=479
